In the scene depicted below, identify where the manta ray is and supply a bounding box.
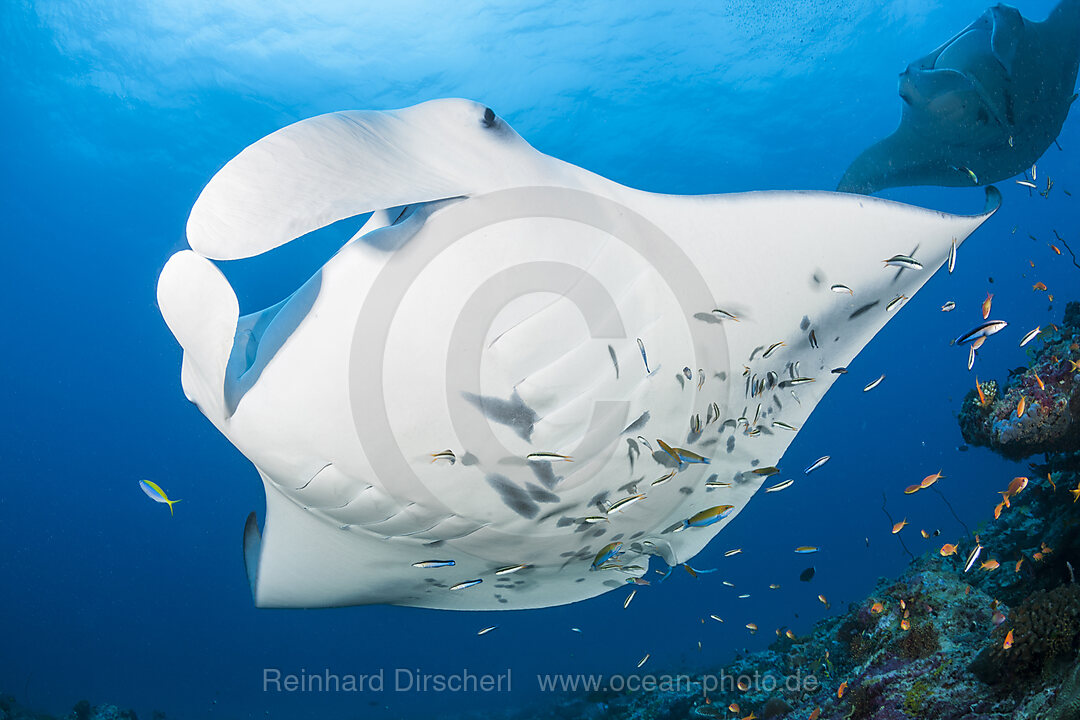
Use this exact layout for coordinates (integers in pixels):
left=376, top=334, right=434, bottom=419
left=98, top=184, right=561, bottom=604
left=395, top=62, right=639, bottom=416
left=158, top=98, right=999, bottom=610
left=838, top=0, right=1080, bottom=195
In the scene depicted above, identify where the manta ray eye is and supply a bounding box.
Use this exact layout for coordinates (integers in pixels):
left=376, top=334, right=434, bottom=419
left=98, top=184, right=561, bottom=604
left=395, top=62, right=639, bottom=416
left=482, top=107, right=497, bottom=128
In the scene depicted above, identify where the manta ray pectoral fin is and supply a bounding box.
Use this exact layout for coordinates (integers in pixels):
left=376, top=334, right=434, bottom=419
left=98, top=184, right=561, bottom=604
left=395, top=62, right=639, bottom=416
left=157, top=250, right=239, bottom=420
left=185, top=100, right=555, bottom=261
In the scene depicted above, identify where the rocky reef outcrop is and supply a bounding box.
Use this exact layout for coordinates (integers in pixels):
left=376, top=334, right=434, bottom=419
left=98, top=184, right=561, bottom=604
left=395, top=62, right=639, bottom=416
left=959, top=301, right=1080, bottom=459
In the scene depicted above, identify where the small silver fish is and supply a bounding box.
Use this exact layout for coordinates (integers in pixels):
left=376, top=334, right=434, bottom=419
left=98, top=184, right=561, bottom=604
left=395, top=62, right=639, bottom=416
left=964, top=544, right=983, bottom=573
left=581, top=516, right=609, bottom=524
left=636, top=436, right=653, bottom=452
left=763, top=341, right=785, bottom=359
left=697, top=369, right=706, bottom=391
left=637, top=338, right=652, bottom=374
left=705, top=481, right=732, bottom=489
left=808, top=329, right=819, bottom=349
left=652, top=470, right=676, bottom=487
left=724, top=548, right=743, bottom=557
left=779, top=377, right=815, bottom=388
left=831, top=367, right=847, bottom=374
left=711, top=309, right=739, bottom=321
left=1032, top=163, right=1037, bottom=181
left=955, top=320, right=1007, bottom=345
left=1019, top=326, right=1041, bottom=347
left=804, top=456, right=830, bottom=474
left=690, top=414, right=702, bottom=434
left=637, top=654, right=650, bottom=668
left=494, top=564, right=528, bottom=576
left=431, top=450, right=456, bottom=464
left=477, top=625, right=498, bottom=635
left=526, top=451, right=573, bottom=462
left=941, top=301, right=956, bottom=312
left=606, top=494, right=646, bottom=514
left=830, top=284, right=853, bottom=295
left=706, top=402, right=720, bottom=425
left=624, top=589, right=637, bottom=609
left=449, top=579, right=483, bottom=591
left=771, top=420, right=798, bottom=431
left=709, top=614, right=724, bottom=623
left=412, top=560, right=456, bottom=569
left=1016, top=180, right=1036, bottom=189
left=765, top=479, right=795, bottom=493
left=886, top=294, right=908, bottom=312
left=948, top=238, right=957, bottom=273
left=683, top=366, right=693, bottom=380
left=863, top=374, right=885, bottom=392
left=883, top=254, right=923, bottom=270
left=967, top=345, right=976, bottom=371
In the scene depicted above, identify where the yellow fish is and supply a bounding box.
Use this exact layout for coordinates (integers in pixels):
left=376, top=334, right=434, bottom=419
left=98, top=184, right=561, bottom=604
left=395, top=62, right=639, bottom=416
left=1003, top=629, right=1014, bottom=650
left=940, top=543, right=959, bottom=557
left=1017, top=396, right=1026, bottom=418
left=919, top=471, right=944, bottom=489
left=981, top=292, right=993, bottom=319
left=891, top=519, right=907, bottom=534
left=139, top=479, right=181, bottom=516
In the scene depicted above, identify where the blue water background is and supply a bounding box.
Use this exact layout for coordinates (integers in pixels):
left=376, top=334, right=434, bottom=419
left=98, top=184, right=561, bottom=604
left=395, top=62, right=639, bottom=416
left=1, top=1, right=1076, bottom=718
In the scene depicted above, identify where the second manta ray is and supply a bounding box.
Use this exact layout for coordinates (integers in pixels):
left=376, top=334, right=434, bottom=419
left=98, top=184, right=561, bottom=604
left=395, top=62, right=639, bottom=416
left=838, top=0, right=1080, bottom=194
left=158, top=99, right=999, bottom=611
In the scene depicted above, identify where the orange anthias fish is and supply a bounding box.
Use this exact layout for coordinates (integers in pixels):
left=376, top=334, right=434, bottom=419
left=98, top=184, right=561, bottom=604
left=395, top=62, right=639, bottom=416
left=1034, top=373, right=1045, bottom=390
left=809, top=709, right=821, bottom=720
left=981, top=292, right=993, bottom=319
left=940, top=543, right=959, bottom=557
left=981, top=560, right=1000, bottom=571
left=994, top=502, right=1005, bottom=520
left=870, top=601, right=885, bottom=614
left=1008, top=477, right=1029, bottom=496
left=1050, top=243, right=1062, bottom=255
left=728, top=703, right=740, bottom=714
left=920, top=471, right=944, bottom=489
left=838, top=681, right=848, bottom=698
left=901, top=618, right=911, bottom=631
left=1015, top=557, right=1024, bottom=572
left=920, top=529, right=930, bottom=538
left=892, top=519, right=908, bottom=534
left=904, top=484, right=922, bottom=495
left=1017, top=396, right=1026, bottom=418
left=976, top=378, right=988, bottom=406
left=1003, top=629, right=1014, bottom=650
left=818, top=594, right=830, bottom=608
left=1033, top=281, right=1048, bottom=291
left=1046, top=472, right=1056, bottom=491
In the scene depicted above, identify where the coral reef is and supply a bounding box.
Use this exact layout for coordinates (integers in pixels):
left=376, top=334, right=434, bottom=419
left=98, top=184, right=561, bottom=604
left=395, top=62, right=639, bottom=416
left=959, top=301, right=1080, bottom=459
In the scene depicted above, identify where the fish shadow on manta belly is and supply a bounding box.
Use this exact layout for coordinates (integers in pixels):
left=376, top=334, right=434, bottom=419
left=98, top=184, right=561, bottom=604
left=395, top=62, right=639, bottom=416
left=838, top=0, right=1080, bottom=195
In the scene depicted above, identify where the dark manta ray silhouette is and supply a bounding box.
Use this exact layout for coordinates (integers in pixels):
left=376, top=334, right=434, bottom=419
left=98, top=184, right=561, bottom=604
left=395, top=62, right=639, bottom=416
left=839, top=0, right=1080, bottom=195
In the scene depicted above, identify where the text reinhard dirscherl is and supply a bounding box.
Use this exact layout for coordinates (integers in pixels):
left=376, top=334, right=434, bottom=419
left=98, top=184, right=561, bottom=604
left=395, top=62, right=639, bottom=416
left=262, top=668, right=819, bottom=695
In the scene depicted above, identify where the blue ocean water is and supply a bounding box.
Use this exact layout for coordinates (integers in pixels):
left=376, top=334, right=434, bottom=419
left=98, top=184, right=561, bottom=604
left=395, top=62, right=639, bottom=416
left=1, top=1, right=1076, bottom=718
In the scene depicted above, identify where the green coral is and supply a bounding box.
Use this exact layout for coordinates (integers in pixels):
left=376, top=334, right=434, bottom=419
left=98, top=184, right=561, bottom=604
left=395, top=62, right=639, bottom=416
left=903, top=679, right=932, bottom=716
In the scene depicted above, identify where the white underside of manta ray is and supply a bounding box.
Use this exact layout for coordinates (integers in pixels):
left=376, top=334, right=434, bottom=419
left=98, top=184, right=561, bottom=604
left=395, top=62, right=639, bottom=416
left=157, top=98, right=999, bottom=611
